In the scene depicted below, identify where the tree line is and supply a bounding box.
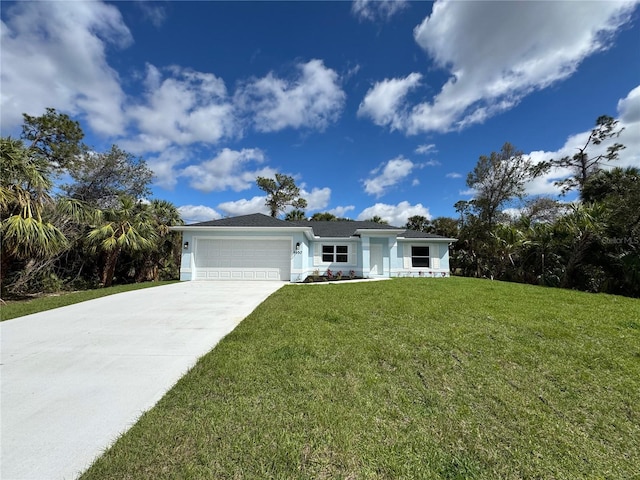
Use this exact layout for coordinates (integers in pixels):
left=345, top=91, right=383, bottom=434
left=424, top=116, right=638, bottom=298
left=3, top=110, right=637, bottom=298
left=272, top=116, right=638, bottom=298
left=1, top=108, right=183, bottom=296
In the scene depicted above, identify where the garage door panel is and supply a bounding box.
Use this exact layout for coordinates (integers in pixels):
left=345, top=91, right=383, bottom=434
left=195, top=239, right=291, bottom=281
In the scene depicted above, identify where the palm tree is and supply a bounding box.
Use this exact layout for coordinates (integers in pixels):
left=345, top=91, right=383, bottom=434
left=367, top=216, right=388, bottom=224
left=1, top=138, right=67, bottom=289
left=133, top=199, right=183, bottom=281
left=555, top=203, right=606, bottom=289
left=285, top=209, right=306, bottom=221
left=490, top=223, right=529, bottom=280
left=310, top=212, right=337, bottom=221
left=88, top=196, right=157, bottom=287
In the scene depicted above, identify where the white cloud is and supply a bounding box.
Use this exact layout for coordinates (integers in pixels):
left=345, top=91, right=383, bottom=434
left=525, top=85, right=640, bottom=196
left=352, top=0, right=408, bottom=22
left=177, top=205, right=221, bottom=224
left=180, top=148, right=273, bottom=193
left=618, top=85, right=640, bottom=123
left=1, top=2, right=345, bottom=152
left=459, top=188, right=476, bottom=197
left=446, top=172, right=462, bottom=179
left=357, top=201, right=431, bottom=227
left=415, top=143, right=437, bottom=155
left=300, top=187, right=332, bottom=212
left=217, top=196, right=269, bottom=217
left=236, top=59, right=345, bottom=132
left=147, top=147, right=190, bottom=190
left=215, top=185, right=330, bottom=218
left=359, top=1, right=638, bottom=134
left=343, top=63, right=362, bottom=82
left=363, top=156, right=416, bottom=197
left=409, top=1, right=639, bottom=134
left=424, top=159, right=441, bottom=167
left=0, top=1, right=131, bottom=135
left=136, top=1, right=167, bottom=28
left=328, top=205, right=356, bottom=218
left=357, top=73, right=422, bottom=130
left=125, top=64, right=236, bottom=153
left=502, top=208, right=524, bottom=220
left=617, top=86, right=640, bottom=170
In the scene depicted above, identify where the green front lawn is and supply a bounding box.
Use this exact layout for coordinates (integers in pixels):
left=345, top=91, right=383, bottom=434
left=82, top=277, right=639, bottom=479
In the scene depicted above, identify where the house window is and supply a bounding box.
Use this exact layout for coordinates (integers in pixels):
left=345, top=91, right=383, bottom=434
left=411, top=246, right=430, bottom=267
left=322, top=245, right=349, bottom=263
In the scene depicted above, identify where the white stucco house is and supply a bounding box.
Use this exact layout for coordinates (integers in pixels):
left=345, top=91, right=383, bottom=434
left=172, top=213, right=457, bottom=282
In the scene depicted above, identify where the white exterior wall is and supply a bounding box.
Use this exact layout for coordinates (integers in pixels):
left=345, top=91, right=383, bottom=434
left=180, top=230, right=298, bottom=281
left=179, top=229, right=455, bottom=282
left=362, top=234, right=400, bottom=278
left=179, top=231, right=196, bottom=281
left=395, top=241, right=453, bottom=277
left=295, top=239, right=360, bottom=280
left=290, top=232, right=308, bottom=283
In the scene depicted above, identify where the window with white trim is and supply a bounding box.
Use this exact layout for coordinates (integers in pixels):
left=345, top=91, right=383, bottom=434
left=322, top=245, right=349, bottom=263
left=411, top=246, right=430, bottom=267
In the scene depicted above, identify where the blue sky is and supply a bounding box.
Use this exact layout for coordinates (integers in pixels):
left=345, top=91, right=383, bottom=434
left=2, top=1, right=639, bottom=225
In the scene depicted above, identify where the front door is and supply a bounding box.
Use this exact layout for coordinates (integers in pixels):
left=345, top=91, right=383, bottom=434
left=369, top=243, right=383, bottom=276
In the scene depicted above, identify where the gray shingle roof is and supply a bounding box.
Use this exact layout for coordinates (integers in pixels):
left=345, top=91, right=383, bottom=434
left=290, top=220, right=401, bottom=237
left=398, top=229, right=453, bottom=239
left=188, top=213, right=294, bottom=227
left=185, top=213, right=454, bottom=240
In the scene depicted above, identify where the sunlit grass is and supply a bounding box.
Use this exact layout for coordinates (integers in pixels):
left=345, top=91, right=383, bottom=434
left=81, top=277, right=640, bottom=479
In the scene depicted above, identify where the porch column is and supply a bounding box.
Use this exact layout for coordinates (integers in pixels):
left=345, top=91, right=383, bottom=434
left=388, top=236, right=398, bottom=277
left=361, top=235, right=370, bottom=276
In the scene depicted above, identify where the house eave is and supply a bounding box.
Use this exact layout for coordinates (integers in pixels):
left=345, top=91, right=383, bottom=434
left=354, top=229, right=402, bottom=236
left=397, top=236, right=458, bottom=242
left=312, top=236, right=360, bottom=242
left=171, top=225, right=313, bottom=235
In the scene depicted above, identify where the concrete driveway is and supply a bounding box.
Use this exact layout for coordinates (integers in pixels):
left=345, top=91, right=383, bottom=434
left=1, top=281, right=285, bottom=480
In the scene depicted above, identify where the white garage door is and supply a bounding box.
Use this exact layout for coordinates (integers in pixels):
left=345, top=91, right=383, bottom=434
left=194, top=239, right=291, bottom=280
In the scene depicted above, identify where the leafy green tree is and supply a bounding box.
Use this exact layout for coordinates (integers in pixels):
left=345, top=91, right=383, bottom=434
left=490, top=224, right=529, bottom=281
left=453, top=144, right=532, bottom=279
left=88, top=197, right=157, bottom=287
left=517, top=220, right=557, bottom=286
left=533, top=115, right=625, bottom=195
left=256, top=174, right=307, bottom=218
left=63, top=145, right=153, bottom=208
left=366, top=216, right=388, bottom=224
left=466, top=142, right=532, bottom=227
left=21, top=107, right=85, bottom=174
left=285, top=209, right=307, bottom=221
left=310, top=212, right=337, bottom=221
left=1, top=108, right=186, bottom=294
left=582, top=167, right=640, bottom=296
left=2, top=109, right=93, bottom=293
left=431, top=217, right=459, bottom=238
left=554, top=203, right=607, bottom=290
left=405, top=215, right=431, bottom=232
left=522, top=197, right=566, bottom=224
left=406, top=215, right=457, bottom=236
left=582, top=167, right=640, bottom=231
left=130, top=199, right=183, bottom=282
left=1, top=138, right=68, bottom=289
